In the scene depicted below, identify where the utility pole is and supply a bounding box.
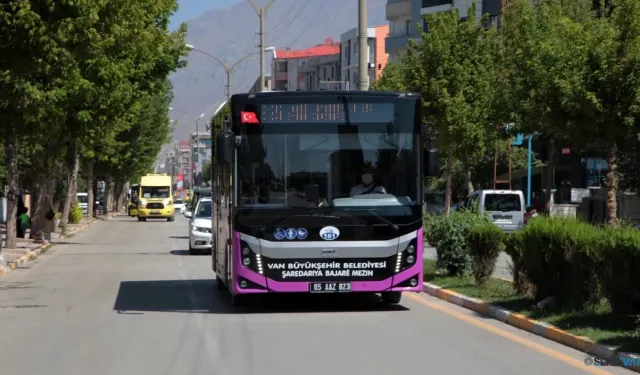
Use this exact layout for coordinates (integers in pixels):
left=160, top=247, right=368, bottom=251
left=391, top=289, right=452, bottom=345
left=247, top=0, right=276, bottom=92
left=358, top=0, right=369, bottom=91
left=195, top=114, right=204, bottom=187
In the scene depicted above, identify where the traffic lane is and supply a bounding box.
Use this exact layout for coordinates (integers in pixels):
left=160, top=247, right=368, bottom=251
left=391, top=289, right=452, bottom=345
left=0, top=216, right=626, bottom=375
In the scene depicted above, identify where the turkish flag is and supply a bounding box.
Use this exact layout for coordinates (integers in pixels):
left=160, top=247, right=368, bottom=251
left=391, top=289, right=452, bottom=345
left=241, top=111, right=260, bottom=124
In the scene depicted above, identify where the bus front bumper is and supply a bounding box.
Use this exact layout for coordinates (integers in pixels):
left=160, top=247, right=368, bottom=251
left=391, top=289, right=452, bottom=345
left=137, top=207, right=174, bottom=218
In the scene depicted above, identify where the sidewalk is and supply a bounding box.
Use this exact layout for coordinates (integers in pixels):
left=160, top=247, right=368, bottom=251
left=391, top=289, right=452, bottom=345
left=423, top=244, right=514, bottom=281
left=0, top=212, right=119, bottom=275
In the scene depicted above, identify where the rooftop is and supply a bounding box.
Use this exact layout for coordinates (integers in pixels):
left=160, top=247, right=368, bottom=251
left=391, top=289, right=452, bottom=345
left=275, top=37, right=340, bottom=59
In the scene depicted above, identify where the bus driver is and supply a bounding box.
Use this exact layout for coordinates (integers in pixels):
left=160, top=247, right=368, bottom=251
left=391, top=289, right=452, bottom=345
left=350, top=168, right=387, bottom=196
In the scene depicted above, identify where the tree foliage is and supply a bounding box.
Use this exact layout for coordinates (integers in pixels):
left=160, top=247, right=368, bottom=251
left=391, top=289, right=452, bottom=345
left=0, top=0, right=187, bottom=247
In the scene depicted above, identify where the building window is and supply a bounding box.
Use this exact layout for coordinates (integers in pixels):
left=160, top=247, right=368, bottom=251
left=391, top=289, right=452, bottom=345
left=331, top=65, right=334, bottom=77
left=422, top=0, right=452, bottom=7
left=405, top=20, right=411, bottom=35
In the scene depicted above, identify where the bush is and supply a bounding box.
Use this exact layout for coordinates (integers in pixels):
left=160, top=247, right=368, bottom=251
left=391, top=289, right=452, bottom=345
left=69, top=203, right=83, bottom=224
left=503, top=231, right=534, bottom=296
left=598, top=226, right=640, bottom=314
left=424, top=211, right=490, bottom=277
left=519, top=216, right=601, bottom=308
left=467, top=223, right=505, bottom=286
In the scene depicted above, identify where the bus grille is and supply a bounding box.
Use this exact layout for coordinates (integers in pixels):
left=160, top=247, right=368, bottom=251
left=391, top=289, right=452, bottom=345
left=146, top=203, right=164, bottom=209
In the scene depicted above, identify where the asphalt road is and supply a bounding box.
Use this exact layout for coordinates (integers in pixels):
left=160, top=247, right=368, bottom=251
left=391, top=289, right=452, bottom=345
left=0, top=215, right=632, bottom=375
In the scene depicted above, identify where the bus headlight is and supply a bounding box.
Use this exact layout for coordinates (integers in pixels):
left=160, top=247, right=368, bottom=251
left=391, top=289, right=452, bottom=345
left=241, top=242, right=263, bottom=275
left=395, top=241, right=418, bottom=273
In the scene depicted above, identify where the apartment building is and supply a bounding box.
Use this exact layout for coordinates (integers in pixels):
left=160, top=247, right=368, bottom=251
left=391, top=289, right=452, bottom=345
left=271, top=37, right=341, bottom=91
left=339, top=24, right=389, bottom=90
left=385, top=0, right=502, bottom=60
left=168, top=140, right=191, bottom=188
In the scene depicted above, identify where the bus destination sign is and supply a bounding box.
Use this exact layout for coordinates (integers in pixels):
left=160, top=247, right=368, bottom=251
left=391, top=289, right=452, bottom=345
left=259, top=103, right=394, bottom=123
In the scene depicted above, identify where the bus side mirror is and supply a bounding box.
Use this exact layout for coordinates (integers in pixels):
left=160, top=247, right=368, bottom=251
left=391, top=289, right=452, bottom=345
left=423, top=149, right=440, bottom=177
left=215, top=133, right=233, bottom=165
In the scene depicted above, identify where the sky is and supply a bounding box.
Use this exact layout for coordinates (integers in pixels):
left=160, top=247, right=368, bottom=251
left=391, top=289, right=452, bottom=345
left=169, top=0, right=240, bottom=30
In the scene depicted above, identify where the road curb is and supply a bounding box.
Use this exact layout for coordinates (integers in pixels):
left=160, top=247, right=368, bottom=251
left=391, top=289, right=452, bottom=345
left=0, top=213, right=118, bottom=278
left=422, top=282, right=640, bottom=372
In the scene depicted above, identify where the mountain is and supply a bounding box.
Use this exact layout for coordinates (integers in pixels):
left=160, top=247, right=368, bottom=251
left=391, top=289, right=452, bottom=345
left=169, top=0, right=240, bottom=31
left=168, top=0, right=387, bottom=142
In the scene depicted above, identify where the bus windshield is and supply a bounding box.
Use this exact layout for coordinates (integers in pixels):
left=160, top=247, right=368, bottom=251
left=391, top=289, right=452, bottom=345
left=234, top=99, right=420, bottom=216
left=141, top=186, right=170, bottom=198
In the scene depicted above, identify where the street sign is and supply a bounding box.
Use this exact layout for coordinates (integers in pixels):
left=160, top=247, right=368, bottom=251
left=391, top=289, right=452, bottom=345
left=512, top=133, right=524, bottom=146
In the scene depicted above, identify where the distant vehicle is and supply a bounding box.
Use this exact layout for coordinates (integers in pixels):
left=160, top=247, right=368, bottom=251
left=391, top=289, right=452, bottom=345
left=188, top=187, right=212, bottom=212
left=458, top=189, right=526, bottom=233
left=129, top=184, right=140, bottom=217
left=77, top=193, right=89, bottom=214
left=184, top=197, right=212, bottom=254
left=137, top=174, right=175, bottom=222
left=211, top=91, right=440, bottom=306
left=174, top=199, right=186, bottom=213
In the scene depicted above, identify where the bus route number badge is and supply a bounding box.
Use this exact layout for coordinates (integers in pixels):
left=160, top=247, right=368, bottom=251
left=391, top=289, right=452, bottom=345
left=319, top=226, right=340, bottom=241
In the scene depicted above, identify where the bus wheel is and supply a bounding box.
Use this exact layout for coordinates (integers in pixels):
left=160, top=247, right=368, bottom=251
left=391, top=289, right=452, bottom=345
left=381, top=292, right=402, bottom=305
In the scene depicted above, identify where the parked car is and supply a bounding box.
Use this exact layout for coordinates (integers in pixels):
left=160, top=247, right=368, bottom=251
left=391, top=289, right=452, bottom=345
left=183, top=197, right=212, bottom=254
left=458, top=189, right=527, bottom=233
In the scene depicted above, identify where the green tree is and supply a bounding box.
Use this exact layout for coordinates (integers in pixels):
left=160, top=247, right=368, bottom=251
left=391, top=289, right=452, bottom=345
left=499, top=0, right=595, bottom=212
left=402, top=3, right=501, bottom=213
left=581, top=0, right=640, bottom=225
left=618, top=133, right=640, bottom=193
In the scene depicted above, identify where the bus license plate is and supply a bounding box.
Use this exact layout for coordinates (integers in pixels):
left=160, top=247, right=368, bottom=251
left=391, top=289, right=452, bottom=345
left=150, top=210, right=160, bottom=214
left=309, top=282, right=351, bottom=293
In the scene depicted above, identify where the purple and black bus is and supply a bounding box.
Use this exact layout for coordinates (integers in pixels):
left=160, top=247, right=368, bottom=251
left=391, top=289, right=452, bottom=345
left=212, top=91, right=439, bottom=306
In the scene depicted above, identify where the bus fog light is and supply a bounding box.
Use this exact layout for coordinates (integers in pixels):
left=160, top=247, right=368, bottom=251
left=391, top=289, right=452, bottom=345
left=242, top=247, right=250, bottom=255
left=243, top=257, right=251, bottom=266
left=406, top=255, right=415, bottom=264
left=410, top=278, right=417, bottom=287
left=407, top=245, right=415, bottom=254
left=240, top=280, right=248, bottom=288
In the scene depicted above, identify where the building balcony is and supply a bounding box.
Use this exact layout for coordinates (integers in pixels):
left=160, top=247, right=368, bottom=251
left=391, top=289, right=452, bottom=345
left=386, top=0, right=411, bottom=20
left=385, top=34, right=413, bottom=53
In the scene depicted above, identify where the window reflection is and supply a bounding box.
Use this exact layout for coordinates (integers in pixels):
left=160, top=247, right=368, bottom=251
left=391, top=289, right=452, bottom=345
left=236, top=122, right=419, bottom=211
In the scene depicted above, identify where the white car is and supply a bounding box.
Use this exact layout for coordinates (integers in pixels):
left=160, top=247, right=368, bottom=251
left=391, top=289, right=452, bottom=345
left=184, top=197, right=212, bottom=254
left=174, top=199, right=186, bottom=213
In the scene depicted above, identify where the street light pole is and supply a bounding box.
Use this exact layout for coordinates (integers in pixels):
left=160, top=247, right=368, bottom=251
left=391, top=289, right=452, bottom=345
left=358, top=0, right=368, bottom=91
left=195, top=113, right=204, bottom=187
left=185, top=44, right=274, bottom=99
left=246, top=0, right=276, bottom=92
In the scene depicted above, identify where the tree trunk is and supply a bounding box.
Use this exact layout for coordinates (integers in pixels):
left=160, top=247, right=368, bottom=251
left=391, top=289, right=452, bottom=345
left=4, top=130, right=19, bottom=249
left=460, top=150, right=474, bottom=196
left=59, top=147, right=79, bottom=228
left=544, top=139, right=556, bottom=214
left=86, top=159, right=94, bottom=218
left=605, top=139, right=619, bottom=226
left=113, top=179, right=124, bottom=213
left=444, top=151, right=454, bottom=217
left=103, top=179, right=111, bottom=214
left=30, top=171, right=55, bottom=239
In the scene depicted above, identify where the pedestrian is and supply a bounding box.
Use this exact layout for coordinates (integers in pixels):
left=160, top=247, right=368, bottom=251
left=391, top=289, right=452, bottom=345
left=17, top=207, right=30, bottom=239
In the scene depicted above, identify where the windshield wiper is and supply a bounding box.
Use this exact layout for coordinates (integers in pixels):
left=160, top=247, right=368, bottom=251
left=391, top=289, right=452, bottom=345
left=342, top=208, right=399, bottom=232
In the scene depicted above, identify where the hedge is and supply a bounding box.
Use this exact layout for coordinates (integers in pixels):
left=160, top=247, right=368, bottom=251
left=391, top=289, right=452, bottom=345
left=425, top=212, right=640, bottom=314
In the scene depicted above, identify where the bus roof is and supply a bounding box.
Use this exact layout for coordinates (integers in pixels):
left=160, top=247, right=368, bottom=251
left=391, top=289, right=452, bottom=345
left=233, top=91, right=422, bottom=100
left=140, top=175, right=171, bottom=186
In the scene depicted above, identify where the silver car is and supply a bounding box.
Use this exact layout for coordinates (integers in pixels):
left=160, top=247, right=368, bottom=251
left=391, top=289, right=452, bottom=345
left=184, top=197, right=212, bottom=254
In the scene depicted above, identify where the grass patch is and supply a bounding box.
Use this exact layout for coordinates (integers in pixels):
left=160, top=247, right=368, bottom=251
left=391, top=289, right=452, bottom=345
left=423, top=259, right=640, bottom=353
